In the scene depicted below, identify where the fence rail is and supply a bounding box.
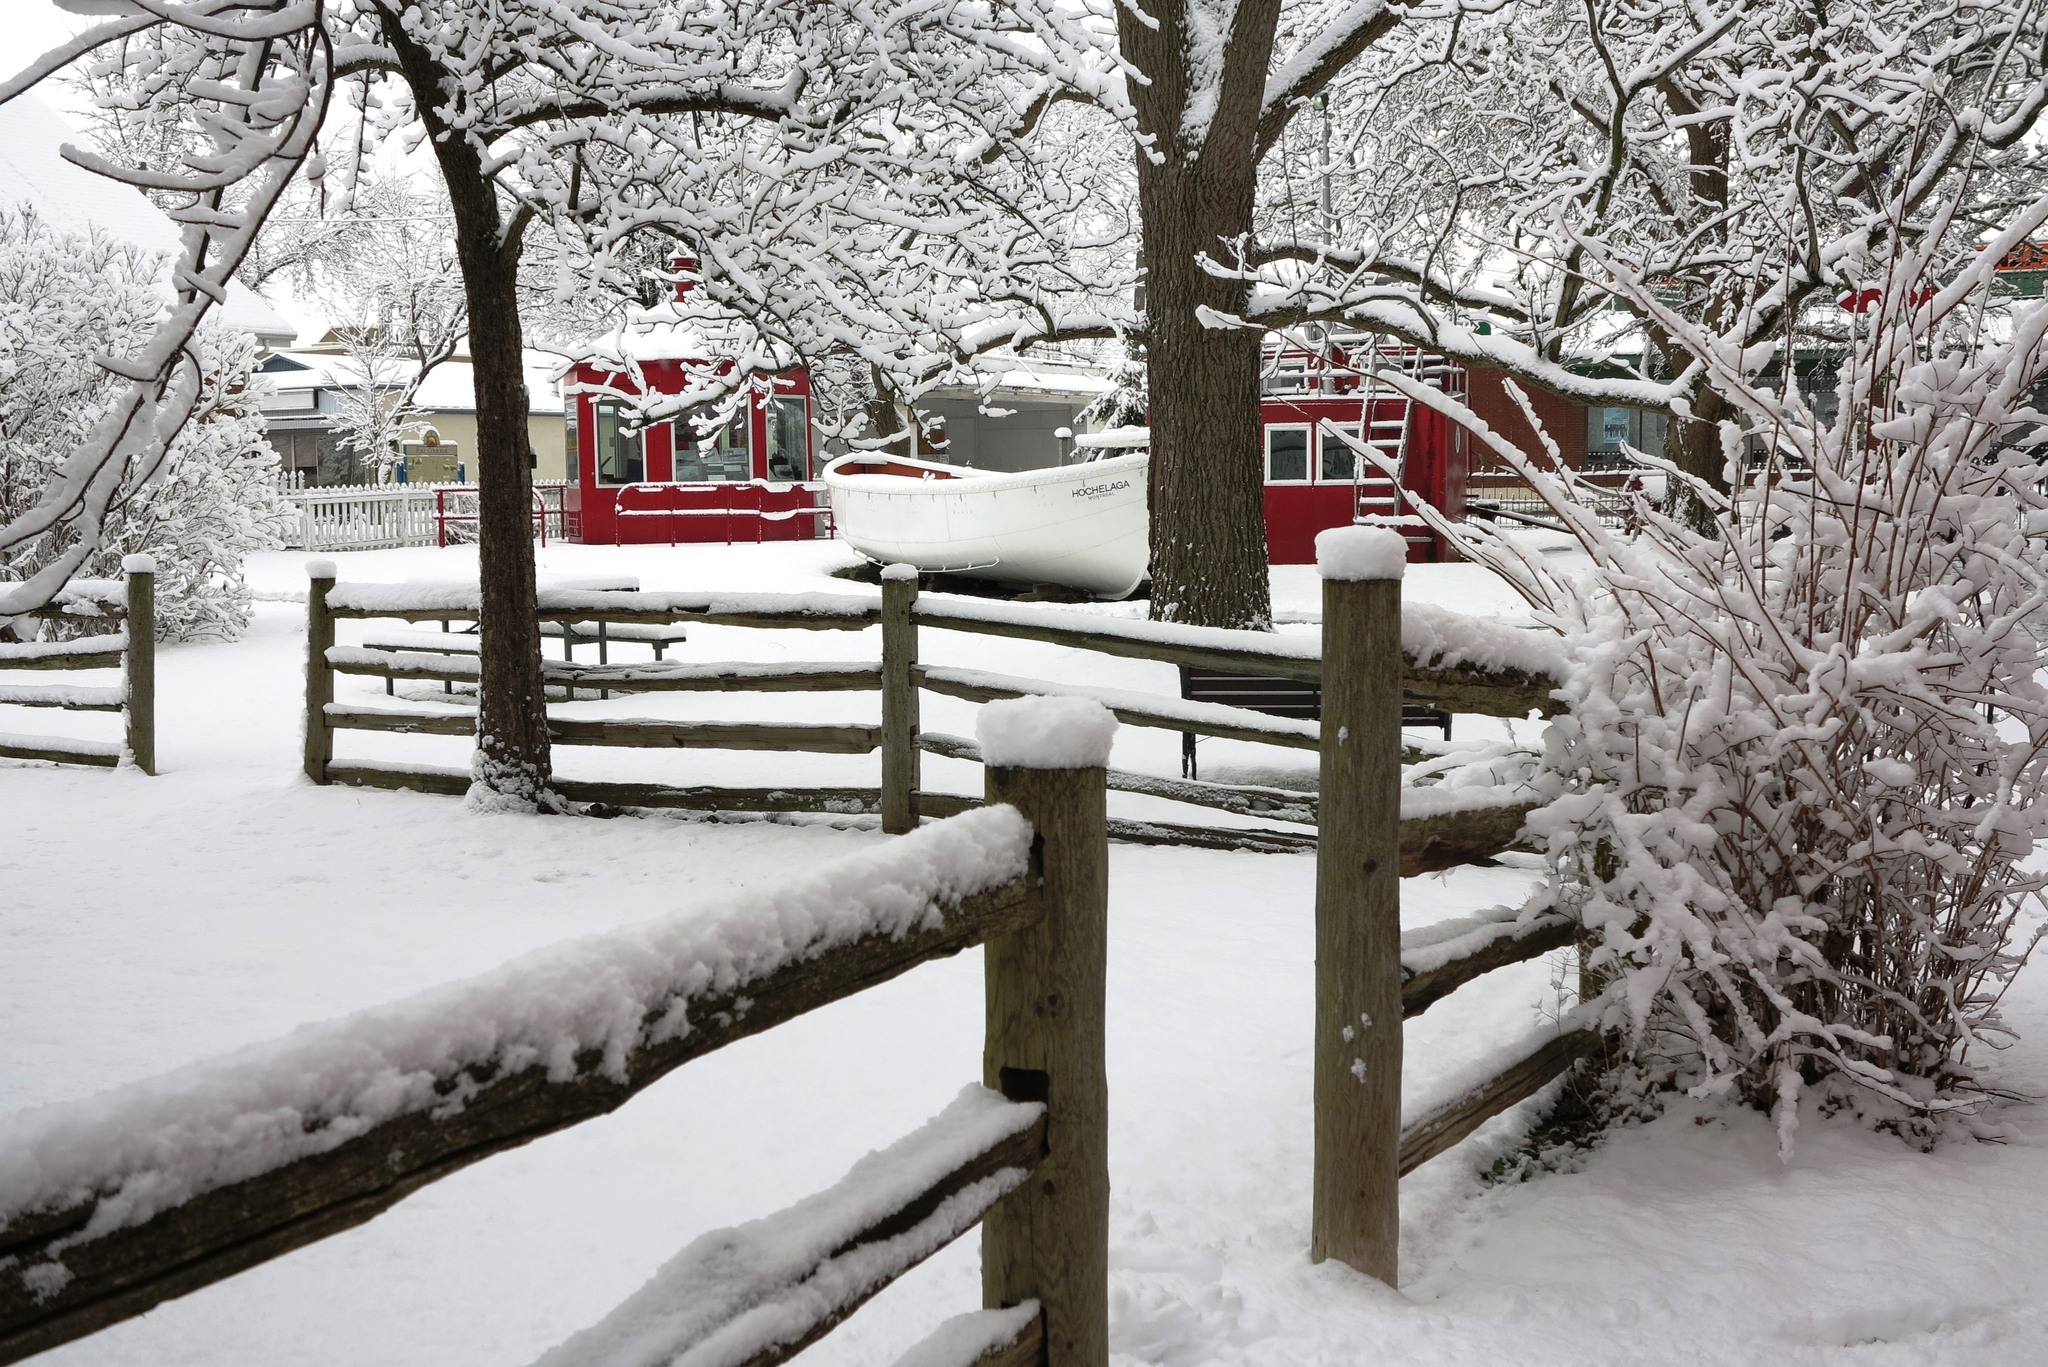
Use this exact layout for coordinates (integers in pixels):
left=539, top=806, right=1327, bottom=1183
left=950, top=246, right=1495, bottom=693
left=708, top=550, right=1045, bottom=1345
left=301, top=572, right=1563, bottom=858
left=0, top=566, right=155, bottom=774
left=292, top=554, right=1593, bottom=1312
left=0, top=786, right=1099, bottom=1367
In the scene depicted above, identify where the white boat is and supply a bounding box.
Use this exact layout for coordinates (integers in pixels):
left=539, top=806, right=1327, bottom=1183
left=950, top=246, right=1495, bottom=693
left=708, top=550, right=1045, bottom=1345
left=823, top=450, right=1150, bottom=598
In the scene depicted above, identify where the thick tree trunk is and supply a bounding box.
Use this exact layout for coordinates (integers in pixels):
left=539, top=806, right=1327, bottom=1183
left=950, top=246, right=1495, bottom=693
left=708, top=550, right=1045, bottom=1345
left=1121, top=3, right=1282, bottom=630
left=385, top=26, right=553, bottom=808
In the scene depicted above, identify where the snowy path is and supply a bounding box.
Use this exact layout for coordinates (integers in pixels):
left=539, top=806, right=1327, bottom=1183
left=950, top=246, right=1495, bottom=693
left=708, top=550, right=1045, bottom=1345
left=3, top=541, right=2046, bottom=1366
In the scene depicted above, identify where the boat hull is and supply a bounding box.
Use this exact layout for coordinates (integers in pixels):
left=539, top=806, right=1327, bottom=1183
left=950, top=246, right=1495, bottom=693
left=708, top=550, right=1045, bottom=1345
left=824, top=453, right=1149, bottom=598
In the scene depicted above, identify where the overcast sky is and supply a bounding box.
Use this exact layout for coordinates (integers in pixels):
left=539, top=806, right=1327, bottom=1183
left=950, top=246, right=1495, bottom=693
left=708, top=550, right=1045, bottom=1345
left=12, top=3, right=106, bottom=121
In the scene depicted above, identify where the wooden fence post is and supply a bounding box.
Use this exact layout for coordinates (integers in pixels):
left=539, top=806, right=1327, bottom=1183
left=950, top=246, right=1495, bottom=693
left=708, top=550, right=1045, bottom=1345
left=123, top=557, right=155, bottom=776
left=305, top=562, right=336, bottom=785
left=980, top=697, right=1113, bottom=1367
left=880, top=564, right=921, bottom=834
left=1310, top=527, right=1405, bottom=1284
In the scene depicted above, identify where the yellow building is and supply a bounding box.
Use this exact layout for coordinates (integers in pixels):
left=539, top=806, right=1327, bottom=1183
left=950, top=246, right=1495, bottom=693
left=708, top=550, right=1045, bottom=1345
left=257, top=345, right=568, bottom=486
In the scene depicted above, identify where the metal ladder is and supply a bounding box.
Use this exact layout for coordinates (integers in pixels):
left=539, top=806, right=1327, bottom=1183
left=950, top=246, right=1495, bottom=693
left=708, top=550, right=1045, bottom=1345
left=1348, top=346, right=1428, bottom=548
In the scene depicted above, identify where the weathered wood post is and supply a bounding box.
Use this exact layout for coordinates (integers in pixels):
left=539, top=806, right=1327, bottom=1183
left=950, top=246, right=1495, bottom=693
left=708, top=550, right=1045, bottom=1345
left=978, top=695, right=1115, bottom=1367
left=1310, top=526, right=1406, bottom=1284
left=122, top=556, right=155, bottom=776
left=305, top=560, right=336, bottom=785
left=880, top=564, right=921, bottom=834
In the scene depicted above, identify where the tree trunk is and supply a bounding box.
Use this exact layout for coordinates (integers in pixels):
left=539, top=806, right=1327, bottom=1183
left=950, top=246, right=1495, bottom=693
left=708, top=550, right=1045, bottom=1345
left=1121, top=3, right=1282, bottom=630
left=384, top=25, right=553, bottom=808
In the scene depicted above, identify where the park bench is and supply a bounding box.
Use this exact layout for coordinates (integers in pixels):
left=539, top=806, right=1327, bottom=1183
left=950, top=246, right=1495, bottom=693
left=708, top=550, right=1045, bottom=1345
left=1178, top=666, right=1451, bottom=780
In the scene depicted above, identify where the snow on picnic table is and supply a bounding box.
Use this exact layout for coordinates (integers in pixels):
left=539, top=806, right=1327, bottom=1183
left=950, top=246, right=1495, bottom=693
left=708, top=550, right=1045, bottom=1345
left=2, top=538, right=2046, bottom=1367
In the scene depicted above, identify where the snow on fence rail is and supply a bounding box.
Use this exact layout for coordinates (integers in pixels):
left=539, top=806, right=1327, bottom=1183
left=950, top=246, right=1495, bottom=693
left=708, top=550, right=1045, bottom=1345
left=0, top=564, right=155, bottom=774
left=294, top=551, right=1594, bottom=1292
left=0, top=778, right=1105, bottom=1367
left=301, top=568, right=1565, bottom=858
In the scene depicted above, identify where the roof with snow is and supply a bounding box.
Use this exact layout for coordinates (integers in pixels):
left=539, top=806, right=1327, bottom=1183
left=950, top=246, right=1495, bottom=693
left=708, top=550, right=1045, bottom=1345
left=0, top=92, right=297, bottom=350
left=258, top=348, right=564, bottom=416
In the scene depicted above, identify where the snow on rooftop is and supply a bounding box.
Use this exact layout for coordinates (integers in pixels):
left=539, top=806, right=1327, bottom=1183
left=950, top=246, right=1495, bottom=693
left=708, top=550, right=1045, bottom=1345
left=261, top=350, right=565, bottom=414
left=0, top=93, right=297, bottom=349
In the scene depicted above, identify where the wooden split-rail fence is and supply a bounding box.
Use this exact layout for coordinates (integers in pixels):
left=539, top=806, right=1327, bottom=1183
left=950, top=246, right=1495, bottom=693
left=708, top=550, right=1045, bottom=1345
left=0, top=753, right=1107, bottom=1367
left=301, top=563, right=1596, bottom=1279
left=0, top=565, right=156, bottom=775
left=0, top=559, right=1594, bottom=1364
left=301, top=571, right=1556, bottom=871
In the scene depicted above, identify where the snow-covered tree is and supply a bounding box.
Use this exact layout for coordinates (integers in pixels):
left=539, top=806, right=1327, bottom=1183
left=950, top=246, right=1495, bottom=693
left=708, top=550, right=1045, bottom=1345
left=0, top=0, right=326, bottom=621
left=0, top=205, right=292, bottom=640
left=1251, top=0, right=2048, bottom=521
left=16, top=0, right=1129, bottom=808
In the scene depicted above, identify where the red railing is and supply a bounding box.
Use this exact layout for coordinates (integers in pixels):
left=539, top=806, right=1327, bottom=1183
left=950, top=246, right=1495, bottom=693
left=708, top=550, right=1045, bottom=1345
left=433, top=483, right=571, bottom=548
left=611, top=480, right=832, bottom=545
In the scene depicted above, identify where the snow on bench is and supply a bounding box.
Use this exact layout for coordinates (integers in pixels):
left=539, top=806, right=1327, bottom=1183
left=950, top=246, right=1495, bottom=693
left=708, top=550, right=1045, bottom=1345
left=532, top=1087, right=1043, bottom=1367
left=0, top=807, right=1035, bottom=1272
left=328, top=648, right=876, bottom=692
left=369, top=628, right=680, bottom=651
left=324, top=582, right=878, bottom=626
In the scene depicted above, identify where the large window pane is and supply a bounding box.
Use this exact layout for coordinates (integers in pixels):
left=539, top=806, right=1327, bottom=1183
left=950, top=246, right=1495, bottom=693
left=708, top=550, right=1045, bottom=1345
left=594, top=401, right=644, bottom=485
left=1320, top=426, right=1361, bottom=481
left=673, top=407, right=750, bottom=482
left=766, top=396, right=809, bottom=481
left=1266, top=427, right=1309, bottom=482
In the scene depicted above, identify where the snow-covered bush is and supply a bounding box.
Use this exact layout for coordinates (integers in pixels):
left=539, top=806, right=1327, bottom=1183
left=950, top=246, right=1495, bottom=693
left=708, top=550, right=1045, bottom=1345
left=0, top=206, right=293, bottom=640
left=1396, top=207, right=2048, bottom=1148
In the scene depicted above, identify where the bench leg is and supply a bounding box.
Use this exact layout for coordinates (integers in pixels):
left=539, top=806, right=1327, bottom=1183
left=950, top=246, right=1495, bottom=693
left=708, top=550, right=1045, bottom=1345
left=1182, top=731, right=1197, bottom=781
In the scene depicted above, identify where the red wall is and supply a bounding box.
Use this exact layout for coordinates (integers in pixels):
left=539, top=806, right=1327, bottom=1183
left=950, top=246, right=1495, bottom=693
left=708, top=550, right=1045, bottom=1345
left=1464, top=366, right=1588, bottom=471
left=567, top=361, right=822, bottom=545
left=1257, top=385, right=1468, bottom=565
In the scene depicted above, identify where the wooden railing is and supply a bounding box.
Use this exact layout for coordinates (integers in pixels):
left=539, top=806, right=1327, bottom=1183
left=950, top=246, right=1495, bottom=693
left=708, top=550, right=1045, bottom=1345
left=296, top=556, right=1594, bottom=1290
left=0, top=562, right=155, bottom=775
left=0, top=745, right=1110, bottom=1367
left=301, top=570, right=1558, bottom=865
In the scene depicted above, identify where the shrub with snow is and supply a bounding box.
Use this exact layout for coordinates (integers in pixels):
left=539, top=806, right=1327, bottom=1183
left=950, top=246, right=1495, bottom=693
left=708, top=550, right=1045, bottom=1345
left=0, top=206, right=293, bottom=640
left=1399, top=209, right=2048, bottom=1149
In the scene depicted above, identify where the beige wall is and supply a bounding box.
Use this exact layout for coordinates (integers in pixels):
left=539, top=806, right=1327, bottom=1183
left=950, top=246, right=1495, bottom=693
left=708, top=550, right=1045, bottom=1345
left=411, top=412, right=569, bottom=483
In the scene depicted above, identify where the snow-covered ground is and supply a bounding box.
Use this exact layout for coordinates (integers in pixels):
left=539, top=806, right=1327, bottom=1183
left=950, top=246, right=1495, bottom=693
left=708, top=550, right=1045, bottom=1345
left=4, top=539, right=2047, bottom=1367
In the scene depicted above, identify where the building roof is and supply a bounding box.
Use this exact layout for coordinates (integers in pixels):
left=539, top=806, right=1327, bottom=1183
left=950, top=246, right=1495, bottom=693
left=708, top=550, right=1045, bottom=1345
left=257, top=348, right=564, bottom=419
left=0, top=92, right=297, bottom=350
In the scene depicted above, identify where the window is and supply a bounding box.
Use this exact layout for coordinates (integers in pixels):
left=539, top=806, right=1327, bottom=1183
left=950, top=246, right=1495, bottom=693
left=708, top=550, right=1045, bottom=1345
left=1265, top=426, right=1310, bottom=483
left=1597, top=406, right=1633, bottom=449
left=672, top=408, right=750, bottom=482
left=766, top=396, right=809, bottom=481
left=593, top=400, right=644, bottom=485
left=1320, top=425, right=1362, bottom=481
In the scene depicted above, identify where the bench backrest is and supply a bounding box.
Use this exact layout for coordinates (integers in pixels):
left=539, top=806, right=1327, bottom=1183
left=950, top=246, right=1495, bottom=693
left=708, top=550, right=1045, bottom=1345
left=1180, top=666, right=1322, bottom=720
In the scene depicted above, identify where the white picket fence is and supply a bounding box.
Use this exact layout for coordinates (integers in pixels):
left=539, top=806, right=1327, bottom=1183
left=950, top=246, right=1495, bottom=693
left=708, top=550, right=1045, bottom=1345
left=282, top=482, right=574, bottom=551
left=283, top=484, right=448, bottom=552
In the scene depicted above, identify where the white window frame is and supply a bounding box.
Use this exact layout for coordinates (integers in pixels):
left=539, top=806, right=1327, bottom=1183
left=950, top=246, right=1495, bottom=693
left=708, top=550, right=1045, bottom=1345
left=1264, top=423, right=1314, bottom=485
left=1317, top=422, right=1364, bottom=483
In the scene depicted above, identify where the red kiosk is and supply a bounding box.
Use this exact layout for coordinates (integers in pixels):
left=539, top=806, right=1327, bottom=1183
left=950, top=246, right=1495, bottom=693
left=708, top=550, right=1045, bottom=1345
left=564, top=357, right=824, bottom=545
left=1257, top=339, right=1469, bottom=563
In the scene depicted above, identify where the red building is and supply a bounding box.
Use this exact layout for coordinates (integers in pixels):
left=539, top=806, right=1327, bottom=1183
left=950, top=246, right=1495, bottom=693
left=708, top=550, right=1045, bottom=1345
left=564, top=259, right=827, bottom=546
left=1257, top=341, right=1469, bottom=563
